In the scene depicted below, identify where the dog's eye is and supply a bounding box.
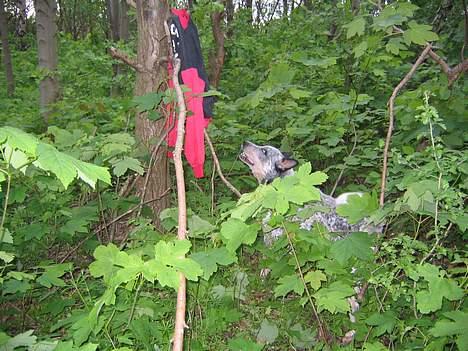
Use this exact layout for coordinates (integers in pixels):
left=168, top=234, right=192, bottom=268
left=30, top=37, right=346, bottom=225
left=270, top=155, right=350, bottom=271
left=262, top=149, right=268, bottom=155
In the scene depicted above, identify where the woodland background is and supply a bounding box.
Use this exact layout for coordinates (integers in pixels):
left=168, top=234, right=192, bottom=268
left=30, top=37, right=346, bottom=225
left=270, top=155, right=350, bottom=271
left=0, top=0, right=467, bottom=350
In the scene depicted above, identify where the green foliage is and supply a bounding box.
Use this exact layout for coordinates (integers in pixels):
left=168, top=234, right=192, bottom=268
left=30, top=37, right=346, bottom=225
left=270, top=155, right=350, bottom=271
left=1, top=0, right=467, bottom=349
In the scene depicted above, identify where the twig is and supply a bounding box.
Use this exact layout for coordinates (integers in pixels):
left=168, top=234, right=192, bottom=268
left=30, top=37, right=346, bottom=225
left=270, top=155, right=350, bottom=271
left=59, top=190, right=170, bottom=263
left=379, top=44, right=432, bottom=206
left=420, top=222, right=453, bottom=265
left=204, top=129, right=242, bottom=198
left=126, top=0, right=136, bottom=8
left=109, top=47, right=145, bottom=72
left=166, top=20, right=189, bottom=350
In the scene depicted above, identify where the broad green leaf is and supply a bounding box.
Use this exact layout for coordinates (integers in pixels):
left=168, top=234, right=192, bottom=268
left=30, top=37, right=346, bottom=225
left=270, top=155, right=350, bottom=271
left=37, top=263, right=72, bottom=288
left=291, top=53, right=337, bottom=67
left=363, top=341, right=387, bottom=351
left=267, top=62, right=295, bottom=86
left=304, top=270, right=327, bottom=290
left=366, top=311, right=397, bottom=336
left=190, top=247, right=237, bottom=280
left=289, top=87, right=312, bottom=99
left=0, top=330, right=36, bottom=350
left=112, top=157, right=144, bottom=177
left=330, top=232, right=374, bottom=264
left=344, top=17, right=366, bottom=38
left=89, top=244, right=128, bottom=283
left=188, top=214, right=215, bottom=236
left=220, top=218, right=260, bottom=252
left=0, top=251, right=14, bottom=263
left=386, top=37, right=406, bottom=55
left=313, top=281, right=354, bottom=313
left=36, top=143, right=111, bottom=189
left=274, top=274, right=304, bottom=297
left=132, top=92, right=163, bottom=112
left=415, top=264, right=464, bottom=314
left=0, top=127, right=39, bottom=155
left=403, top=21, right=439, bottom=45
left=429, top=311, right=468, bottom=350
left=256, top=319, right=279, bottom=345
left=153, top=240, right=203, bottom=281
left=336, top=193, right=378, bottom=224
left=354, top=41, right=368, bottom=58
left=228, top=337, right=263, bottom=351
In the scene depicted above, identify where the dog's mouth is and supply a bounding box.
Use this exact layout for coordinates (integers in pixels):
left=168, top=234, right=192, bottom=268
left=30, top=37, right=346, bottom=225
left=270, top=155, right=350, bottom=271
left=239, top=152, right=254, bottom=166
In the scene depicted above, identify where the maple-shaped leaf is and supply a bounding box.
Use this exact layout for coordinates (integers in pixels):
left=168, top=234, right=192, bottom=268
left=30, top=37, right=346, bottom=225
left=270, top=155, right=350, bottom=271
left=429, top=311, right=468, bottom=350
left=37, top=263, right=73, bottom=288
left=366, top=311, right=397, bottom=336
left=336, top=192, right=378, bottom=224
left=274, top=274, right=304, bottom=297
left=403, top=21, right=439, bottom=45
left=220, top=218, right=260, bottom=252
left=329, top=232, right=374, bottom=265
left=313, top=281, right=354, bottom=314
left=415, top=264, right=464, bottom=314
left=304, top=270, right=327, bottom=290
left=190, top=247, right=237, bottom=280
left=344, top=17, right=366, bottom=38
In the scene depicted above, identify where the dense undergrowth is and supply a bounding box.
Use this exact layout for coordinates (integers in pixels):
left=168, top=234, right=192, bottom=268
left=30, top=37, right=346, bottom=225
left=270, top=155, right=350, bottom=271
left=0, top=1, right=467, bottom=350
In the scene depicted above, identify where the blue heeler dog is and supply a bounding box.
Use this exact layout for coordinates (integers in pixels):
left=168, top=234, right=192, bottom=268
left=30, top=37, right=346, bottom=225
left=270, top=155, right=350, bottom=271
left=239, top=141, right=383, bottom=245
left=240, top=141, right=383, bottom=329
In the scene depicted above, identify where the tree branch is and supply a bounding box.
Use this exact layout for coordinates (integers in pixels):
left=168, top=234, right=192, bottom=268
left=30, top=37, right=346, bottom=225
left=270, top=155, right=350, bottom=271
left=109, top=47, right=145, bottom=72
left=165, top=19, right=189, bottom=351
left=380, top=44, right=432, bottom=206
left=427, top=49, right=468, bottom=86
left=126, top=0, right=136, bottom=8
left=204, top=129, right=242, bottom=198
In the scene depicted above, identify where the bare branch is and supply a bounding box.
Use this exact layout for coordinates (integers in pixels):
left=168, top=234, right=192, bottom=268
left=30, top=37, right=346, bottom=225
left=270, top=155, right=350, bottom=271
left=204, top=129, right=242, bottom=198
left=380, top=44, right=432, bottom=206
left=109, top=47, right=145, bottom=72
left=165, top=19, right=189, bottom=351
left=427, top=49, right=468, bottom=86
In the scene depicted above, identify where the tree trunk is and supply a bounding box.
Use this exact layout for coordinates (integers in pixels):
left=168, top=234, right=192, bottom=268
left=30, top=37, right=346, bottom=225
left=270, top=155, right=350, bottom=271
left=246, top=0, right=253, bottom=24
left=282, top=0, right=288, bottom=17
left=134, top=0, right=170, bottom=226
left=119, top=0, right=129, bottom=41
left=34, top=0, right=59, bottom=124
left=0, top=0, right=15, bottom=96
left=107, top=0, right=120, bottom=41
left=209, top=9, right=225, bottom=87
left=16, top=0, right=27, bottom=36
left=351, top=0, right=360, bottom=15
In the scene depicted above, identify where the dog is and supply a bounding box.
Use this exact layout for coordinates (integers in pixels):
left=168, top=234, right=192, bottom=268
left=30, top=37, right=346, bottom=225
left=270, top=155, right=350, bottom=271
left=239, top=141, right=383, bottom=245
left=239, top=141, right=382, bottom=332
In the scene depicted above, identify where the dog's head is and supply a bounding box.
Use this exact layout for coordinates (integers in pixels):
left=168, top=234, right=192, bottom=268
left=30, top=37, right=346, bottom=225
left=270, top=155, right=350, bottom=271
left=239, top=141, right=298, bottom=184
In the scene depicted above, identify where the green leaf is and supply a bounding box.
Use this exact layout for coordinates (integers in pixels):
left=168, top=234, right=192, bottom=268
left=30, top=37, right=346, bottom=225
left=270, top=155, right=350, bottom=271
left=0, top=126, right=39, bottom=155
left=153, top=240, right=203, bottom=281
left=220, top=218, right=260, bottom=252
left=256, top=319, right=279, bottom=345
left=415, top=264, right=464, bottom=314
left=228, top=337, right=263, bottom=351
left=403, top=21, right=439, bottom=45
left=291, top=53, right=337, bottom=67
left=313, top=281, right=354, bottom=313
left=190, top=247, right=237, bottom=280
left=37, top=263, right=72, bottom=288
left=429, top=311, right=468, bottom=350
left=363, top=341, right=387, bottom=351
left=0, top=330, right=36, bottom=350
left=188, top=215, right=216, bottom=236
left=344, top=17, right=366, bottom=38
left=132, top=92, right=163, bottom=112
left=330, top=232, right=374, bottom=265
left=267, top=62, right=296, bottom=86
left=0, top=251, right=14, bottom=263
left=112, top=157, right=144, bottom=177
left=354, top=41, right=368, bottom=58
left=366, top=311, right=397, bottom=336
left=304, top=270, right=327, bottom=290
left=36, top=143, right=111, bottom=189
left=274, top=274, right=304, bottom=297
left=386, top=37, right=407, bottom=55
left=336, top=193, right=378, bottom=224
left=289, top=87, right=312, bottom=99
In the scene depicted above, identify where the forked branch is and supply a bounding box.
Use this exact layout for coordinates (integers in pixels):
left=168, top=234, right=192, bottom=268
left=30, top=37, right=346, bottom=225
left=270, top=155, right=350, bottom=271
left=109, top=47, right=145, bottom=72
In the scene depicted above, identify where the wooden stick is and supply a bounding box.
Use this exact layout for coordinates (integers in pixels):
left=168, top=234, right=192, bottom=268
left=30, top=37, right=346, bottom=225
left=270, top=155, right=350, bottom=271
left=380, top=44, right=432, bottom=206
left=204, top=129, right=242, bottom=198
left=165, top=19, right=189, bottom=350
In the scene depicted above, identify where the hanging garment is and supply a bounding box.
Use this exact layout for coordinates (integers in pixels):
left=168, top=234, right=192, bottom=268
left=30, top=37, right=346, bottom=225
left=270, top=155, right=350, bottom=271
left=167, top=8, right=215, bottom=178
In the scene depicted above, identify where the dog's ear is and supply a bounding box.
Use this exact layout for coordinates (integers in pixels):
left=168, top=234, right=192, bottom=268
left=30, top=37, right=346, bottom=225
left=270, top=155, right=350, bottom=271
left=276, top=157, right=298, bottom=172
